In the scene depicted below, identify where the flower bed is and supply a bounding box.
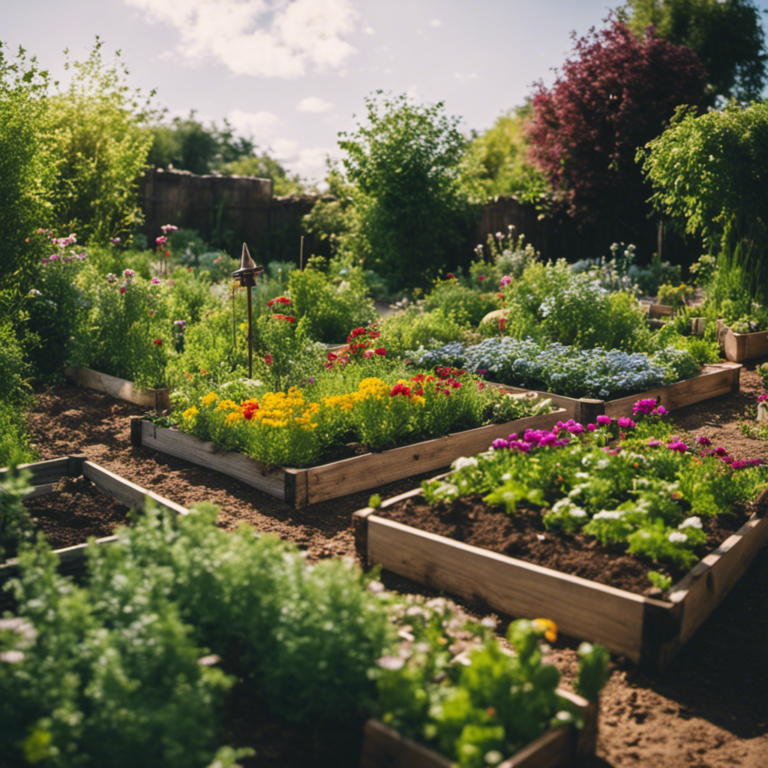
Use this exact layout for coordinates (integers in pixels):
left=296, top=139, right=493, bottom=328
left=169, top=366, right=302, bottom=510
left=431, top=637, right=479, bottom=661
left=717, top=320, right=768, bottom=362
left=64, top=367, right=171, bottom=410
left=131, top=401, right=564, bottom=508
left=353, top=407, right=768, bottom=669
left=0, top=456, right=187, bottom=589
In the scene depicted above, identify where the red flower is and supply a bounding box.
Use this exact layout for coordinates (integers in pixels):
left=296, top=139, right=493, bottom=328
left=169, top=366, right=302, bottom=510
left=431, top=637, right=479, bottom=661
left=374, top=348, right=386, bottom=356
left=120, top=286, right=126, bottom=294
left=200, top=369, right=208, bottom=374
left=413, top=387, right=424, bottom=397
left=277, top=296, right=291, bottom=305
left=267, top=299, right=275, bottom=307
left=327, top=352, right=338, bottom=362
left=154, top=338, right=162, bottom=346
left=446, top=273, right=455, bottom=279
left=164, top=251, right=170, bottom=258
left=390, top=383, right=412, bottom=398
left=363, top=349, right=374, bottom=358
left=242, top=400, right=259, bottom=420
left=264, top=353, right=273, bottom=365
left=478, top=275, right=486, bottom=281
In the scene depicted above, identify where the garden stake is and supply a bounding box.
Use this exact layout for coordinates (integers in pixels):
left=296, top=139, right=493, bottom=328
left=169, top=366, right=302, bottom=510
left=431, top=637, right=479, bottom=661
left=232, top=243, right=263, bottom=378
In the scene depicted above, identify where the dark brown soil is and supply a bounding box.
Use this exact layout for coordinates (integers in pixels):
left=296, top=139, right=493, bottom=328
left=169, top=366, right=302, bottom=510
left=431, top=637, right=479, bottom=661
left=23, top=475, right=130, bottom=550
left=23, top=364, right=768, bottom=768
left=378, top=494, right=753, bottom=596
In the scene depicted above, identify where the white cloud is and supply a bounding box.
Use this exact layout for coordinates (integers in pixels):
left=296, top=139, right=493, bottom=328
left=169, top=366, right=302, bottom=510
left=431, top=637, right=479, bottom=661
left=429, top=18, right=442, bottom=27
left=125, top=0, right=359, bottom=78
left=454, top=71, right=479, bottom=85
left=363, top=25, right=375, bottom=35
left=296, top=96, right=333, bottom=113
left=226, top=109, right=280, bottom=139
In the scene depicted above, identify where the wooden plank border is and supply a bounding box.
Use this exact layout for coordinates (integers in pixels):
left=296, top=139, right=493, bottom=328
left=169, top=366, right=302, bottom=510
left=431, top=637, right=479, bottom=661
left=353, top=488, right=768, bottom=670
left=0, top=456, right=188, bottom=591
left=65, top=367, right=171, bottom=411
left=717, top=320, right=768, bottom=363
left=491, top=363, right=740, bottom=421
left=360, top=689, right=597, bottom=768
left=131, top=407, right=567, bottom=509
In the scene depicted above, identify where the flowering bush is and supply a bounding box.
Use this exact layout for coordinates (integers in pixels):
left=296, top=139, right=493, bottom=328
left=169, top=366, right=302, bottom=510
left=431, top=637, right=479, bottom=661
left=423, top=277, right=499, bottom=327
left=418, top=337, right=698, bottom=399
left=422, top=403, right=767, bottom=587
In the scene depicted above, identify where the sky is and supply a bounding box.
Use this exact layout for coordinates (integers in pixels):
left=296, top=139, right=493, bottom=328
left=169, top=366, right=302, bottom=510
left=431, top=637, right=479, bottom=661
left=4, top=0, right=768, bottom=184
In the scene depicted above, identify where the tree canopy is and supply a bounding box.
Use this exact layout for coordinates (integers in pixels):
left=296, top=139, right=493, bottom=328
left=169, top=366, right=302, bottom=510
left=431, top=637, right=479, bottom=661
left=526, top=17, right=707, bottom=231
left=621, top=0, right=768, bottom=103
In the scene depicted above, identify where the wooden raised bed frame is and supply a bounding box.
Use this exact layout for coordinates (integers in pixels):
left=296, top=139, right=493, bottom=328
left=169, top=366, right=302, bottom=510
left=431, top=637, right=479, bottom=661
left=65, top=367, right=171, bottom=411
left=717, top=320, right=768, bottom=363
left=360, top=688, right=597, bottom=768
left=354, top=486, right=768, bottom=671
left=130, top=407, right=566, bottom=509
left=491, top=362, right=740, bottom=422
left=0, top=455, right=187, bottom=585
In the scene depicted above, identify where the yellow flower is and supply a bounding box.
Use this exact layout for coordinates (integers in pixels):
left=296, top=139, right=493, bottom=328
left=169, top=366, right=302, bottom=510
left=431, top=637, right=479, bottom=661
left=216, top=398, right=240, bottom=412
left=201, top=392, right=218, bottom=407
left=225, top=411, right=243, bottom=425
left=183, top=406, right=199, bottom=419
left=532, top=618, right=558, bottom=643
left=412, top=395, right=426, bottom=407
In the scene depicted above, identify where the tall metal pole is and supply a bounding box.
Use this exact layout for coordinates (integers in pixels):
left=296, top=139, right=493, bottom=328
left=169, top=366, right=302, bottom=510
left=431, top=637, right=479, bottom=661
left=246, top=282, right=253, bottom=378
left=232, top=244, right=263, bottom=381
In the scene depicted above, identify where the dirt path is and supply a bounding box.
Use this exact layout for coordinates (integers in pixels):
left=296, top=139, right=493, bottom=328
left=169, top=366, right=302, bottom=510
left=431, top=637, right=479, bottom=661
left=24, top=367, right=768, bottom=767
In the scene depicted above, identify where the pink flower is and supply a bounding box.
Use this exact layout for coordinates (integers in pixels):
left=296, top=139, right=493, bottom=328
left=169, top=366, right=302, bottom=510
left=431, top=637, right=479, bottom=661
left=587, top=423, right=597, bottom=432
left=119, top=286, right=126, bottom=294
left=759, top=393, right=768, bottom=403
left=696, top=435, right=711, bottom=446
left=500, top=275, right=512, bottom=287
left=478, top=275, right=486, bottom=281
left=596, top=415, right=612, bottom=426
left=156, top=236, right=168, bottom=245
left=363, top=350, right=374, bottom=358
left=632, top=398, right=657, bottom=416
left=446, top=272, right=455, bottom=279
left=667, top=440, right=689, bottom=453
left=151, top=277, right=161, bottom=284
left=617, top=417, right=636, bottom=429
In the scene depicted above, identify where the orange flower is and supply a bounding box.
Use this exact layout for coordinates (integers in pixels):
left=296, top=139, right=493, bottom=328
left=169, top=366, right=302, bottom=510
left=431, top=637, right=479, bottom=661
left=532, top=618, right=558, bottom=643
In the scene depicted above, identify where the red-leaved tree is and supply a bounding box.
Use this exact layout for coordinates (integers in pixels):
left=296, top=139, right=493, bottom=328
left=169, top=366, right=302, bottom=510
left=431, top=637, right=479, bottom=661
left=527, top=17, right=707, bottom=230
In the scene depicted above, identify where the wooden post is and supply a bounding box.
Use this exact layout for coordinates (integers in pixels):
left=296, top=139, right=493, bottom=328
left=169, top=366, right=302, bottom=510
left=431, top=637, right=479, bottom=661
left=353, top=509, right=375, bottom=569
left=575, top=398, right=605, bottom=424
left=247, top=283, right=253, bottom=378
left=130, top=417, right=143, bottom=447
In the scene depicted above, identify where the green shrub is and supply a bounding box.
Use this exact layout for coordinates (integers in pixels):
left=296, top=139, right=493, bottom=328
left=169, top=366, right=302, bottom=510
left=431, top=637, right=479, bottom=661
left=423, top=279, right=499, bottom=327
left=379, top=307, right=474, bottom=357
left=288, top=256, right=376, bottom=342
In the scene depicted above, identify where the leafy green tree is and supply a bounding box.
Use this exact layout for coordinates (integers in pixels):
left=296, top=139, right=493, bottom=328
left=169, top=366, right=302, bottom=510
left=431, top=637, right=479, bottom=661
left=467, top=105, right=550, bottom=201
left=621, top=0, right=768, bottom=103
left=337, top=91, right=481, bottom=291
left=639, top=101, right=768, bottom=300
left=225, top=152, right=304, bottom=195
left=50, top=39, right=154, bottom=243
left=0, top=44, right=59, bottom=314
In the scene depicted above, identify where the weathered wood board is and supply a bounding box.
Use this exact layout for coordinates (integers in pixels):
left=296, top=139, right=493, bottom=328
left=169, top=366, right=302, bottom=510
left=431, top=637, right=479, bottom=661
left=717, top=320, right=768, bottom=363
left=492, top=363, right=740, bottom=421
left=0, top=456, right=188, bottom=589
left=360, top=689, right=597, bottom=768
left=354, top=487, right=768, bottom=670
left=132, top=407, right=566, bottom=509
left=65, top=367, right=171, bottom=410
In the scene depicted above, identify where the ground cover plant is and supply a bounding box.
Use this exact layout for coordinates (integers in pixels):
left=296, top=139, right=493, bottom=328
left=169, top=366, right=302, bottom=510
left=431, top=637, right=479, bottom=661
left=0, top=501, right=606, bottom=768
left=417, top=401, right=767, bottom=592
left=417, top=337, right=700, bottom=400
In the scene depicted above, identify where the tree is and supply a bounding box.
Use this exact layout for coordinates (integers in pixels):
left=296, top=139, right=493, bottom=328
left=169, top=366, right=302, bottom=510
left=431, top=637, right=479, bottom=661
left=466, top=104, right=550, bottom=201
left=526, top=17, right=707, bottom=231
left=337, top=91, right=481, bottom=291
left=0, top=43, right=59, bottom=314
left=621, top=0, right=768, bottom=103
left=50, top=39, right=154, bottom=243
left=639, top=102, right=768, bottom=298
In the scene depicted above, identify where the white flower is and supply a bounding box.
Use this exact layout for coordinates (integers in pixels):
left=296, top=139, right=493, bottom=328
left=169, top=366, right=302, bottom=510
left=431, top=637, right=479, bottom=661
left=679, top=517, right=702, bottom=530
left=570, top=508, right=587, bottom=518
left=593, top=510, right=624, bottom=521
left=668, top=532, right=688, bottom=544
left=452, top=456, right=478, bottom=471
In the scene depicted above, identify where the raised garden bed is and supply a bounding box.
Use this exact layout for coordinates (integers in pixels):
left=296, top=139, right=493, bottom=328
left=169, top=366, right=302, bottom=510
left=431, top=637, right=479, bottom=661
left=65, top=366, right=171, bottom=410
left=0, top=455, right=187, bottom=586
left=354, top=485, right=768, bottom=670
left=491, top=362, right=741, bottom=422
left=130, top=407, right=566, bottom=508
left=360, top=687, right=597, bottom=768
left=717, top=321, right=768, bottom=363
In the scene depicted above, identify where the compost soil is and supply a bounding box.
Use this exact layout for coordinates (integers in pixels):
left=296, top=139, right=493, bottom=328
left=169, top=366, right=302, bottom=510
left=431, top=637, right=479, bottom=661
left=24, top=365, right=768, bottom=768
left=22, top=475, right=130, bottom=550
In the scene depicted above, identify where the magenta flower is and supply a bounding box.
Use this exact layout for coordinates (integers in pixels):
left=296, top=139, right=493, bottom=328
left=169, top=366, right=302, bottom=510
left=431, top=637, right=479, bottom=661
left=156, top=236, right=168, bottom=245
left=647, top=439, right=663, bottom=448
left=632, top=398, right=657, bottom=415
left=696, top=435, right=711, bottom=446
left=654, top=406, right=668, bottom=416
left=617, top=417, right=636, bottom=429
left=500, top=275, right=512, bottom=287
left=759, top=393, right=768, bottom=403
left=151, top=277, right=161, bottom=284
left=119, top=286, right=126, bottom=294
left=596, top=415, right=612, bottom=426
left=492, top=438, right=509, bottom=450
left=587, top=423, right=597, bottom=432
left=478, top=275, right=486, bottom=281
left=714, top=446, right=729, bottom=457
left=667, top=440, right=689, bottom=453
